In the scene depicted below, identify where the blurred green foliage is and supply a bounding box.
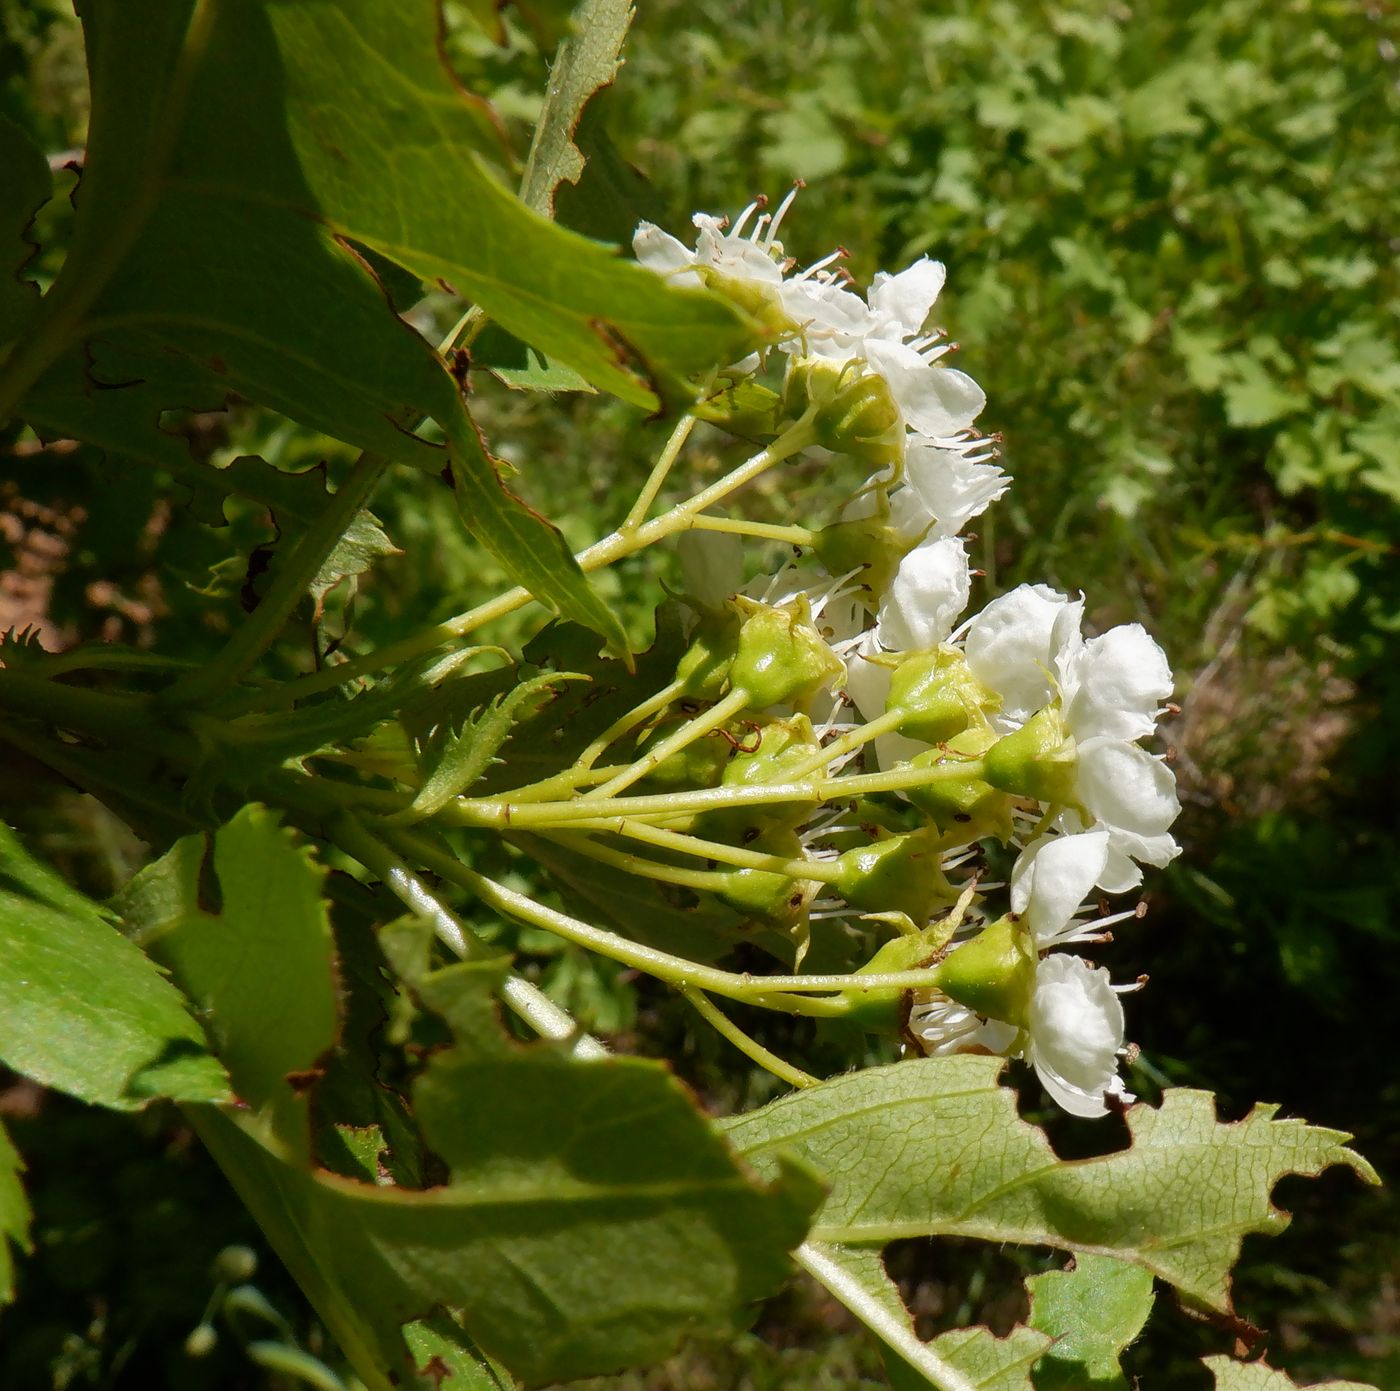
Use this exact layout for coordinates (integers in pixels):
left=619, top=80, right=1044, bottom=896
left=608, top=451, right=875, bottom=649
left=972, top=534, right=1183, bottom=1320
left=2, top=0, right=1398, bottom=1387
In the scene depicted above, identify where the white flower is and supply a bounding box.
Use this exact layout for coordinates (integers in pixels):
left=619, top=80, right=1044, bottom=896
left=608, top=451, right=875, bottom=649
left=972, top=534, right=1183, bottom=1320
left=1025, top=953, right=1133, bottom=1119
left=886, top=438, right=1009, bottom=546
left=874, top=535, right=971, bottom=653
left=962, top=584, right=1180, bottom=886
left=633, top=198, right=789, bottom=294
left=907, top=993, right=1018, bottom=1057
left=1009, top=831, right=1112, bottom=948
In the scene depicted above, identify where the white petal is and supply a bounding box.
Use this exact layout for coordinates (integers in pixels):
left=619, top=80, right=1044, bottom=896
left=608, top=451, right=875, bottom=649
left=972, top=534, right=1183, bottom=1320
left=875, top=535, right=970, bottom=652
left=1026, top=954, right=1129, bottom=1119
left=904, top=439, right=1010, bottom=539
left=1064, top=624, right=1174, bottom=743
left=841, top=633, right=891, bottom=723
left=1010, top=831, right=1111, bottom=948
left=866, top=339, right=986, bottom=436
left=1077, top=741, right=1181, bottom=842
left=633, top=222, right=697, bottom=277
left=963, top=584, right=1074, bottom=725
left=868, top=258, right=947, bottom=337
left=781, top=278, right=873, bottom=359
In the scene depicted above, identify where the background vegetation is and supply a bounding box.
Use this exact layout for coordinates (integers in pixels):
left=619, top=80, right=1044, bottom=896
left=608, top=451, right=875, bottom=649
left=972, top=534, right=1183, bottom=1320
left=2, top=0, right=1397, bottom=1385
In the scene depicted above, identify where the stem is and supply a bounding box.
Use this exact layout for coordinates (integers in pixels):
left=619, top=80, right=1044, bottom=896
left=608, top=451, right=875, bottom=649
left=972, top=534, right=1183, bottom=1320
left=446, top=756, right=983, bottom=832
left=583, top=686, right=750, bottom=800
left=613, top=820, right=844, bottom=883
left=332, top=815, right=608, bottom=1058
left=166, top=451, right=390, bottom=707
left=379, top=825, right=850, bottom=1016
left=783, top=707, right=908, bottom=781
left=685, top=514, right=816, bottom=547
left=794, top=1244, right=980, bottom=1391
left=621, top=412, right=699, bottom=531
left=571, top=677, right=689, bottom=774
left=680, top=989, right=817, bottom=1090
left=235, top=414, right=820, bottom=711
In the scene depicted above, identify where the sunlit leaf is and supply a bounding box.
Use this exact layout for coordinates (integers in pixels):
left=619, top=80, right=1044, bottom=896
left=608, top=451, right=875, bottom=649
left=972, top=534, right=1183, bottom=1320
left=723, top=1057, right=1377, bottom=1313
left=1202, top=1355, right=1378, bottom=1391
left=0, top=1119, right=32, bottom=1308
left=1026, top=1254, right=1154, bottom=1390
left=0, top=823, right=231, bottom=1111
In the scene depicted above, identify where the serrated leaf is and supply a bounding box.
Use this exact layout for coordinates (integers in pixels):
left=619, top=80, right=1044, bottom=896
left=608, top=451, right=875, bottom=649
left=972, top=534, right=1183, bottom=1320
left=10, top=2, right=645, bottom=650
left=450, top=424, right=630, bottom=655
left=117, top=805, right=338, bottom=1151
left=187, top=921, right=822, bottom=1389
left=1202, top=1355, right=1378, bottom=1391
left=243, top=0, right=757, bottom=408
left=0, top=111, right=51, bottom=343
left=1026, top=1254, right=1154, bottom=1390
left=0, top=822, right=231, bottom=1110
left=799, top=1243, right=1049, bottom=1391
left=308, top=509, right=401, bottom=617
left=400, top=669, right=587, bottom=822
left=0, top=1118, right=32, bottom=1307
left=722, top=1057, right=1377, bottom=1313
left=518, top=0, right=632, bottom=219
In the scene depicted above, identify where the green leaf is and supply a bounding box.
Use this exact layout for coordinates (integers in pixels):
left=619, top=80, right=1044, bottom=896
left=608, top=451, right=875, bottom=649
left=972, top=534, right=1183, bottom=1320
left=0, top=1118, right=32, bottom=1308
left=0, top=111, right=50, bottom=344
left=243, top=0, right=757, bottom=408
left=9, top=3, right=644, bottom=649
left=450, top=423, right=630, bottom=655
left=518, top=0, right=633, bottom=219
left=799, top=1243, right=1048, bottom=1391
left=722, top=1057, right=1377, bottom=1313
left=1202, top=1356, right=1378, bottom=1391
left=308, top=508, right=401, bottom=618
left=117, top=805, right=338, bottom=1150
left=400, top=668, right=587, bottom=822
left=1026, top=1255, right=1154, bottom=1390
left=187, top=923, right=822, bottom=1389
left=0, top=822, right=231, bottom=1110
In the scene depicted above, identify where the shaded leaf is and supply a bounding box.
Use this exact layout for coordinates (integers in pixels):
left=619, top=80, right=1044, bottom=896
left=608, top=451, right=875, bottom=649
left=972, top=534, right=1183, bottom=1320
left=188, top=922, right=822, bottom=1388
left=0, top=111, right=50, bottom=343
left=1026, top=1254, right=1154, bottom=1390
left=0, top=1119, right=32, bottom=1308
left=0, top=823, right=231, bottom=1110
left=518, top=0, right=633, bottom=218
left=799, top=1243, right=1048, bottom=1391
left=723, top=1057, right=1377, bottom=1313
left=309, top=508, right=401, bottom=617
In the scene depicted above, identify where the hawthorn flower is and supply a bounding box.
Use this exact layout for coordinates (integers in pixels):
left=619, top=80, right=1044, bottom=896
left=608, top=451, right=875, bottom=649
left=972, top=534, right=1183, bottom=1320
left=1024, top=953, right=1133, bottom=1118
left=965, top=584, right=1180, bottom=888
left=1009, top=830, right=1114, bottom=948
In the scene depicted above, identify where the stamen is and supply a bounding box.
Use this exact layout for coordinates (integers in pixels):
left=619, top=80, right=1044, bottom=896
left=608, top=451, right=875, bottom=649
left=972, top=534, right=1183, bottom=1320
left=765, top=183, right=803, bottom=244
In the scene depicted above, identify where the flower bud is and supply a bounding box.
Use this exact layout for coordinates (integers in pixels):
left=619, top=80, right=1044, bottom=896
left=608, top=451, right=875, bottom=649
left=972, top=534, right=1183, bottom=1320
left=675, top=608, right=741, bottom=699
left=711, top=827, right=813, bottom=927
left=784, top=358, right=903, bottom=466
left=730, top=594, right=845, bottom=710
left=633, top=719, right=732, bottom=792
left=886, top=648, right=1000, bottom=745
left=694, top=714, right=821, bottom=843
left=840, top=927, right=944, bottom=1032
left=930, top=915, right=1036, bottom=1028
left=832, top=828, right=953, bottom=924
left=983, top=705, right=1078, bottom=806
left=813, top=513, right=908, bottom=600
left=906, top=726, right=1014, bottom=841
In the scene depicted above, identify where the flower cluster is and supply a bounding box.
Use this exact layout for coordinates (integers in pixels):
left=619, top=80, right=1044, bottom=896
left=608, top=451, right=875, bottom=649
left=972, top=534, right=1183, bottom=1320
left=635, top=193, right=1180, bottom=1117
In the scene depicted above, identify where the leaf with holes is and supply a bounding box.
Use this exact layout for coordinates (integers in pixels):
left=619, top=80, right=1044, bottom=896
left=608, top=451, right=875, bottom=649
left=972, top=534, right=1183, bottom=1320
left=1027, top=1254, right=1154, bottom=1390
left=1202, top=1356, right=1378, bottom=1391
left=722, top=1056, right=1377, bottom=1313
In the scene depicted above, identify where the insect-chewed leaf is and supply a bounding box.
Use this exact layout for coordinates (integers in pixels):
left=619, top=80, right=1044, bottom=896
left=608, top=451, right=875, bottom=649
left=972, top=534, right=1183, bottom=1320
left=0, top=111, right=50, bottom=343
left=116, top=804, right=338, bottom=1154
left=183, top=917, right=821, bottom=1390
left=722, top=1056, right=1377, bottom=1314
left=1202, top=1356, right=1378, bottom=1391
